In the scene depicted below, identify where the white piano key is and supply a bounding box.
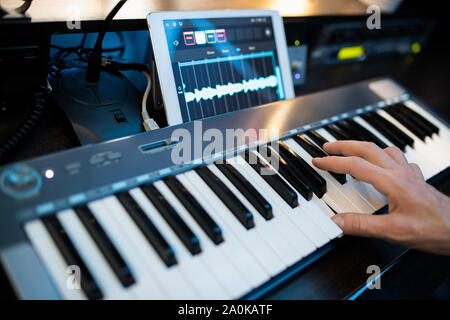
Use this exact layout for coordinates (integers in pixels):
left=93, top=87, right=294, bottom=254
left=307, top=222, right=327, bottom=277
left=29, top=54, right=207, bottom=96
left=312, top=194, right=338, bottom=219
left=343, top=177, right=386, bottom=211
left=254, top=152, right=332, bottom=247
left=405, top=100, right=450, bottom=140
left=266, top=142, right=342, bottom=239
left=182, top=169, right=284, bottom=277
left=24, top=219, right=86, bottom=300
left=284, top=138, right=375, bottom=213
left=377, top=109, right=444, bottom=174
left=155, top=180, right=251, bottom=298
left=298, top=134, right=387, bottom=211
left=127, top=188, right=230, bottom=299
left=316, top=126, right=397, bottom=204
left=353, top=116, right=435, bottom=180
left=298, top=194, right=343, bottom=240
left=227, top=156, right=321, bottom=252
left=177, top=172, right=270, bottom=288
left=423, top=135, right=450, bottom=171
left=208, top=164, right=301, bottom=267
left=88, top=199, right=172, bottom=299
left=404, top=101, right=450, bottom=170
left=319, top=194, right=343, bottom=217
left=306, top=130, right=387, bottom=211
left=57, top=209, right=133, bottom=299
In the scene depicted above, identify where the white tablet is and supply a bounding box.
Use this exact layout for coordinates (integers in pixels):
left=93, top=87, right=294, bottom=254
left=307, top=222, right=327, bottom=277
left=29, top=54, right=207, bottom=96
left=147, top=10, right=295, bottom=125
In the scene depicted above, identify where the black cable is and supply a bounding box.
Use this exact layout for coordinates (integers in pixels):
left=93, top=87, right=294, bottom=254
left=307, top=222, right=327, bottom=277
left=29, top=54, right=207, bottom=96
left=86, top=0, right=128, bottom=82
left=0, top=86, right=49, bottom=161
left=16, top=0, right=33, bottom=14
left=49, top=31, right=126, bottom=74
left=79, top=32, right=125, bottom=55
left=50, top=42, right=125, bottom=58
left=0, top=0, right=33, bottom=17
left=79, top=33, right=88, bottom=51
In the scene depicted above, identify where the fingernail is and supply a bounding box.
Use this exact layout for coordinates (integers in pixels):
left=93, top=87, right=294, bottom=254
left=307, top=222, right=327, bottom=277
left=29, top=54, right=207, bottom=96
left=323, top=142, right=330, bottom=148
left=332, top=215, right=344, bottom=229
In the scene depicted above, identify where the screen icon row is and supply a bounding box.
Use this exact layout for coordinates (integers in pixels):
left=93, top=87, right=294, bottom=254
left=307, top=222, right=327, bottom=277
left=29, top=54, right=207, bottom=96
left=183, top=29, right=227, bottom=46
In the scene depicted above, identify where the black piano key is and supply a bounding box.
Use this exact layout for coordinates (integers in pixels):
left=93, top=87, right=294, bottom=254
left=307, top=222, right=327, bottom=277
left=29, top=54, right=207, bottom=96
left=42, top=215, right=103, bottom=300
left=195, top=166, right=255, bottom=229
left=370, top=111, right=415, bottom=147
left=396, top=103, right=439, bottom=134
left=343, top=118, right=388, bottom=149
left=115, top=191, right=178, bottom=265
left=216, top=162, right=273, bottom=220
left=384, top=105, right=428, bottom=141
left=306, top=130, right=329, bottom=148
left=334, top=121, right=363, bottom=141
left=258, top=145, right=313, bottom=201
left=391, top=104, right=434, bottom=137
left=360, top=112, right=406, bottom=150
left=307, top=129, right=346, bottom=157
left=75, top=205, right=136, bottom=287
left=277, top=142, right=327, bottom=199
left=241, top=152, right=299, bottom=209
left=293, top=135, right=327, bottom=158
left=324, top=123, right=353, bottom=141
left=360, top=112, right=412, bottom=151
left=293, top=134, right=347, bottom=185
left=164, top=176, right=224, bottom=245
left=140, top=184, right=202, bottom=255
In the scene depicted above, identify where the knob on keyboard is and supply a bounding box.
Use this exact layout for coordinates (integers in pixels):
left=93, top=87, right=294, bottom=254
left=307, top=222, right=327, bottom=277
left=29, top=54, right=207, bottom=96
left=0, top=164, right=42, bottom=198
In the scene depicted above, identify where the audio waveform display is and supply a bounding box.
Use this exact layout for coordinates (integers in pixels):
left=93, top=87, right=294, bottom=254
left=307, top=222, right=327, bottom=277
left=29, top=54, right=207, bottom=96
left=177, top=51, right=284, bottom=121
left=184, top=75, right=278, bottom=103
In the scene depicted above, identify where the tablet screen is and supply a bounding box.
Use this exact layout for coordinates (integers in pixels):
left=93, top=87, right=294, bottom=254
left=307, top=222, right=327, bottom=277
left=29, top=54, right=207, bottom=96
left=163, top=16, right=286, bottom=122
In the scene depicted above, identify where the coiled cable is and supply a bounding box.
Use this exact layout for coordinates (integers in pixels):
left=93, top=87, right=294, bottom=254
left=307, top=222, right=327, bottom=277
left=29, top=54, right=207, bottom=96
left=0, top=84, right=50, bottom=160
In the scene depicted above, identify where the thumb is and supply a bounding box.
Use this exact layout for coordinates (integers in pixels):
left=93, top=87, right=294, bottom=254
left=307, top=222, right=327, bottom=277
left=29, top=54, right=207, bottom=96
left=332, top=213, right=390, bottom=239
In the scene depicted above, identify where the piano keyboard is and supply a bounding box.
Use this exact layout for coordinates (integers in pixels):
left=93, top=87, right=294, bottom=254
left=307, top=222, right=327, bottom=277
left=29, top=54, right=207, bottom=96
left=1, top=79, right=449, bottom=299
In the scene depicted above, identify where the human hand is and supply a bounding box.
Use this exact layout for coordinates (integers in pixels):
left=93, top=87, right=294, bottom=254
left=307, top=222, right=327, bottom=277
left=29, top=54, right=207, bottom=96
left=312, top=141, right=450, bottom=255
